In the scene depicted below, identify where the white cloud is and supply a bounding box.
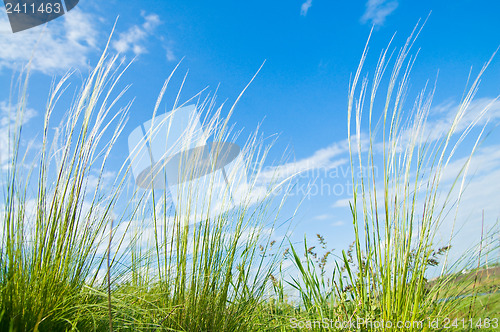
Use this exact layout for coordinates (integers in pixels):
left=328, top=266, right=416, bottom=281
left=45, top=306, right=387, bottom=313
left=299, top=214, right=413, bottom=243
left=256, top=139, right=350, bottom=185
left=426, top=97, right=500, bottom=142
left=112, top=12, right=161, bottom=56
left=422, top=143, right=500, bottom=271
left=314, top=214, right=332, bottom=221
left=300, top=0, right=313, bottom=16
left=377, top=97, right=500, bottom=157
left=0, top=8, right=97, bottom=74
left=166, top=48, right=176, bottom=62
left=438, top=144, right=500, bottom=223
left=312, top=215, right=345, bottom=226
left=333, top=198, right=351, bottom=208
left=360, top=0, right=398, bottom=26
left=85, top=171, right=117, bottom=192
left=318, top=91, right=500, bottom=264
left=0, top=101, right=37, bottom=170
left=0, top=7, right=174, bottom=72
left=326, top=138, right=500, bottom=273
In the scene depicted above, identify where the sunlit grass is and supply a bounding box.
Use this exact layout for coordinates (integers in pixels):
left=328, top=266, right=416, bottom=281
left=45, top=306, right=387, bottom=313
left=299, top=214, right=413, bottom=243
left=277, top=22, right=499, bottom=331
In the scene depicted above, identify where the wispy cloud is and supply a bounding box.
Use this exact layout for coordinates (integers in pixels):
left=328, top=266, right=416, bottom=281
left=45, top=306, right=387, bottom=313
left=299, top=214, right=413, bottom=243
left=112, top=12, right=161, bottom=56
left=256, top=139, right=350, bottom=185
left=424, top=97, right=500, bottom=142
left=314, top=214, right=332, bottom=221
left=332, top=198, right=351, bottom=208
left=0, top=101, right=37, bottom=170
left=0, top=8, right=97, bottom=74
left=380, top=97, right=500, bottom=154
left=360, top=0, right=398, bottom=26
left=300, top=0, right=313, bottom=16
left=0, top=7, right=173, bottom=73
left=421, top=142, right=500, bottom=266
left=166, top=48, right=176, bottom=62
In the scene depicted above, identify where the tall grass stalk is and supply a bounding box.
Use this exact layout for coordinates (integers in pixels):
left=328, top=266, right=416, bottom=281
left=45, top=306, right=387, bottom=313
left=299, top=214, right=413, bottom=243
left=101, top=64, right=297, bottom=330
left=1, top=42, right=292, bottom=330
left=283, top=23, right=499, bottom=331
left=344, top=23, right=497, bottom=328
left=0, top=41, right=131, bottom=330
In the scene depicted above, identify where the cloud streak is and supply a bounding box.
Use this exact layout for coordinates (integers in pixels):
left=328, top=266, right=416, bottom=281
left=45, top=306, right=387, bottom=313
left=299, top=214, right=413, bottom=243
left=0, top=8, right=98, bottom=74
left=360, top=0, right=398, bottom=26
left=0, top=101, right=37, bottom=170
left=0, top=7, right=170, bottom=73
left=112, top=12, right=161, bottom=56
left=300, top=0, right=313, bottom=16
left=256, top=139, right=351, bottom=185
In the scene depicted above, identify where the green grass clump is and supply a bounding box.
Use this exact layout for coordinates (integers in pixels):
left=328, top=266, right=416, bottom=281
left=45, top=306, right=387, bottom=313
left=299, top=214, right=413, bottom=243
left=278, top=23, right=500, bottom=331
left=1, top=41, right=287, bottom=330
left=1, top=43, right=130, bottom=330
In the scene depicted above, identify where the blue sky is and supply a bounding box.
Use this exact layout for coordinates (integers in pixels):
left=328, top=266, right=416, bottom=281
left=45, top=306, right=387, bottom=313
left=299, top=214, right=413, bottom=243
left=1, top=0, right=499, bottom=268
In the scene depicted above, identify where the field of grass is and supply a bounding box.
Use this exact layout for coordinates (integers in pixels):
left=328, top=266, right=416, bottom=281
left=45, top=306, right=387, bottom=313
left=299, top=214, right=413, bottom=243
left=432, top=265, right=500, bottom=325
left=1, top=27, right=499, bottom=331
